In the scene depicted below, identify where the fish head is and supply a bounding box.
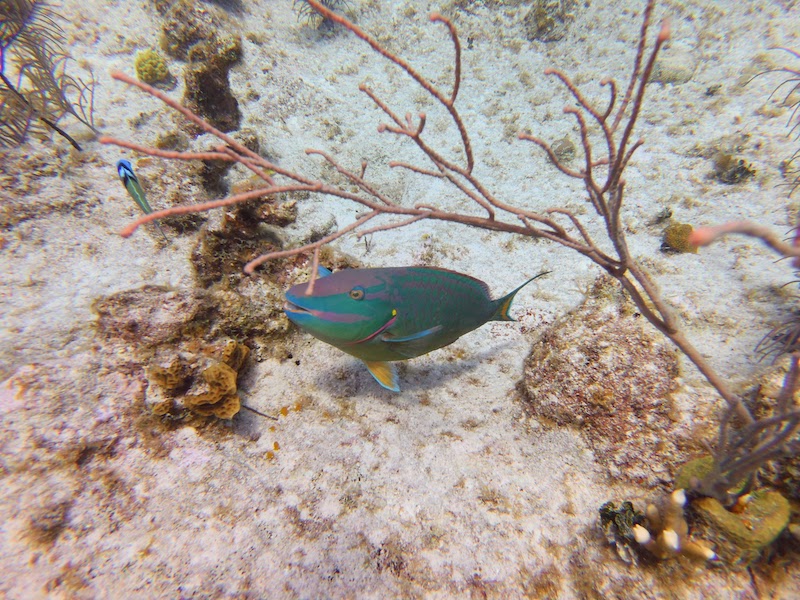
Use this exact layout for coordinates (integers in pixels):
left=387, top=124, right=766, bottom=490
left=284, top=269, right=395, bottom=347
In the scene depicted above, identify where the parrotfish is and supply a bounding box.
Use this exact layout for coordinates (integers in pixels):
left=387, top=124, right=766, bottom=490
left=116, top=159, right=168, bottom=242
left=284, top=266, right=548, bottom=391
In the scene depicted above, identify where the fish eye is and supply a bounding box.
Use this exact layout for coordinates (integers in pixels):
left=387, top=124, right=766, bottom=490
left=349, top=286, right=365, bottom=301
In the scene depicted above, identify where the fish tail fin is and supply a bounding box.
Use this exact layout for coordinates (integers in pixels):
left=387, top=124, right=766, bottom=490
left=491, top=270, right=551, bottom=321
left=154, top=221, right=169, bottom=243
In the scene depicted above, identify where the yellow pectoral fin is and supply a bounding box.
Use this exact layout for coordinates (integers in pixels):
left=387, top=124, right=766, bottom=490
left=363, top=360, right=400, bottom=392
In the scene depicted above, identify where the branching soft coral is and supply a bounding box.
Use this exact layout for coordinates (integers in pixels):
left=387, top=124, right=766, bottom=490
left=0, top=0, right=97, bottom=149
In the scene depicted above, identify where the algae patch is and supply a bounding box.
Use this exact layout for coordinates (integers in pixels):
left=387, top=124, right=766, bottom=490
left=693, top=491, right=790, bottom=566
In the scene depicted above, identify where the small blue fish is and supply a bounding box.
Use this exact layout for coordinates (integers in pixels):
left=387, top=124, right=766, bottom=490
left=116, top=159, right=168, bottom=242
left=284, top=266, right=548, bottom=391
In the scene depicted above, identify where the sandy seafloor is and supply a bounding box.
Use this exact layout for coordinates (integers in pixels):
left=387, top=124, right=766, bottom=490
left=2, top=0, right=800, bottom=597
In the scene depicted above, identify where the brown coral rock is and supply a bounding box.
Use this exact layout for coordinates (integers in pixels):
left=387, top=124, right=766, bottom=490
left=692, top=491, right=790, bottom=566
left=221, top=340, right=250, bottom=372
left=145, top=340, right=251, bottom=420
left=147, top=359, right=186, bottom=392
left=520, top=277, right=686, bottom=485
left=183, top=361, right=240, bottom=419
left=186, top=392, right=241, bottom=420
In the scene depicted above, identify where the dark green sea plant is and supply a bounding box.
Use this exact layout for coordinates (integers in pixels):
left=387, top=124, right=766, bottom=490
left=0, top=0, right=97, bottom=150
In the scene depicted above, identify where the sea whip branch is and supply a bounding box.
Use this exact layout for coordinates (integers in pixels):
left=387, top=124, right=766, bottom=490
left=306, top=1, right=474, bottom=174
left=689, top=221, right=800, bottom=268
left=102, top=1, right=770, bottom=482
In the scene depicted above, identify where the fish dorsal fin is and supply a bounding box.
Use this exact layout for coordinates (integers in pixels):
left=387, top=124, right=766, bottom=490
left=363, top=360, right=400, bottom=392
left=317, top=265, right=333, bottom=278
left=380, top=325, right=443, bottom=359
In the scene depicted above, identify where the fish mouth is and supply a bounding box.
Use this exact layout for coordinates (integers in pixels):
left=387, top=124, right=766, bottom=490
left=283, top=300, right=311, bottom=315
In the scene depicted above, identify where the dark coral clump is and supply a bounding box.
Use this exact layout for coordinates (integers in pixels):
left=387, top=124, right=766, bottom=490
left=191, top=196, right=297, bottom=288
left=184, top=36, right=243, bottom=133
left=713, top=152, right=755, bottom=184
left=149, top=0, right=243, bottom=132
left=154, top=0, right=218, bottom=60
left=523, top=0, right=580, bottom=43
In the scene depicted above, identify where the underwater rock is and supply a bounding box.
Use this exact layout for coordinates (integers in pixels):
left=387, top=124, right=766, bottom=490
left=652, top=51, right=696, bottom=85
left=199, top=129, right=261, bottom=194
left=520, top=276, right=689, bottom=486
left=692, top=491, right=790, bottom=566
left=674, top=455, right=748, bottom=499
left=191, top=200, right=297, bottom=288
left=93, top=286, right=205, bottom=349
left=93, top=280, right=290, bottom=362
left=154, top=129, right=190, bottom=152
left=523, top=0, right=580, bottom=43
left=550, top=136, right=576, bottom=164
left=156, top=0, right=219, bottom=60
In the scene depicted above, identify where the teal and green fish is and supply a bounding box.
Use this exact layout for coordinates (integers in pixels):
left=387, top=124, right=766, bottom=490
left=284, top=266, right=549, bottom=391
left=116, top=159, right=168, bottom=242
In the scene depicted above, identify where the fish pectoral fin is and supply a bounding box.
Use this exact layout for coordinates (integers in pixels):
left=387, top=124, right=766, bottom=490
left=382, top=325, right=443, bottom=343
left=363, top=360, right=400, bottom=392
left=379, top=325, right=443, bottom=359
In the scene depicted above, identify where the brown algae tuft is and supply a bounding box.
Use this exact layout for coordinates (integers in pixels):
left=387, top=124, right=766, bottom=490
left=134, top=49, right=172, bottom=85
left=661, top=222, right=698, bottom=254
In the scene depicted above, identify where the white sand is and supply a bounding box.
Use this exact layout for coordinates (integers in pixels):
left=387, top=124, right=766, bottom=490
left=2, top=0, right=799, bottom=597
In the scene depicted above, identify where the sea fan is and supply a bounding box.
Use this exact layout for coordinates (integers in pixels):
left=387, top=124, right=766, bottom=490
left=762, top=48, right=800, bottom=198
left=292, top=0, right=351, bottom=28
left=0, top=0, right=96, bottom=149
left=754, top=49, right=800, bottom=362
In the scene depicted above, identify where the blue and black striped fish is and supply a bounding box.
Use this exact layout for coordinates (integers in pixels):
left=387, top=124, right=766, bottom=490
left=116, top=159, right=168, bottom=242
